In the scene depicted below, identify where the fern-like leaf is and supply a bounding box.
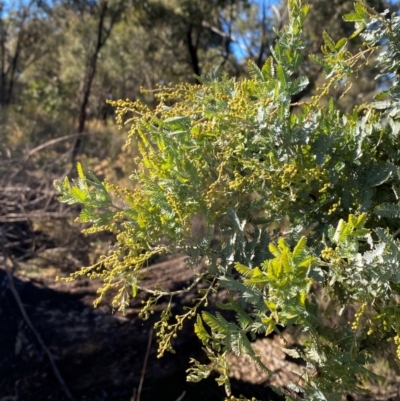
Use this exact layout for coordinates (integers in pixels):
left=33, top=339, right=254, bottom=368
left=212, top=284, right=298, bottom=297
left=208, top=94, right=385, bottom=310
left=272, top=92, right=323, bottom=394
left=217, top=297, right=252, bottom=329
left=292, top=236, right=307, bottom=265
left=375, top=203, right=400, bottom=218
left=202, top=311, right=230, bottom=334
left=234, top=262, right=254, bottom=278
left=261, top=56, right=275, bottom=80
left=194, top=315, right=211, bottom=343
left=247, top=60, right=265, bottom=82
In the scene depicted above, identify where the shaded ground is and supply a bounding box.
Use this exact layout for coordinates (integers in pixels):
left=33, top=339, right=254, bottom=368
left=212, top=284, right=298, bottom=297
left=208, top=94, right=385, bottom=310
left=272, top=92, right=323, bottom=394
left=2, top=254, right=400, bottom=401
left=0, top=257, right=285, bottom=401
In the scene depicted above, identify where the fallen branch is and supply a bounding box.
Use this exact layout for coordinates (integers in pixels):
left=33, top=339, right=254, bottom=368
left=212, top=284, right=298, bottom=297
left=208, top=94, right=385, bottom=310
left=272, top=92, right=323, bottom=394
left=0, top=212, right=75, bottom=223
left=26, top=131, right=95, bottom=158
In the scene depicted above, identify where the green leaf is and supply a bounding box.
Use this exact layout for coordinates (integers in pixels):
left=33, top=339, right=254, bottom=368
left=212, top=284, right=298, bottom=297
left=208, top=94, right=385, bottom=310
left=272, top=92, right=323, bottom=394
left=322, top=31, right=336, bottom=52
left=78, top=208, right=92, bottom=222
left=267, top=258, right=283, bottom=280
left=132, top=277, right=137, bottom=297
left=269, top=243, right=282, bottom=258
left=374, top=91, right=390, bottom=101
left=309, top=54, right=328, bottom=68
left=355, top=213, right=367, bottom=228
left=70, top=186, right=87, bottom=202
left=278, top=238, right=289, bottom=252
left=63, top=176, right=71, bottom=190
left=292, top=236, right=307, bottom=264
left=77, top=162, right=85, bottom=180
left=261, top=57, right=275, bottom=79
left=252, top=266, right=264, bottom=277
left=276, top=64, right=287, bottom=89
left=53, top=179, right=63, bottom=193
left=342, top=13, right=365, bottom=22
left=234, top=262, right=254, bottom=278
left=239, top=330, right=271, bottom=373
left=163, top=115, right=190, bottom=124
left=349, top=22, right=367, bottom=39
left=290, top=76, right=309, bottom=95
left=354, top=2, right=366, bottom=15
left=366, top=165, right=392, bottom=187
left=247, top=60, right=265, bottom=82
left=194, top=315, right=210, bottom=343
left=333, top=219, right=345, bottom=244
left=217, top=298, right=252, bottom=329
left=375, top=203, right=400, bottom=218
left=335, top=38, right=347, bottom=52
left=202, top=311, right=230, bottom=334
left=265, top=300, right=277, bottom=311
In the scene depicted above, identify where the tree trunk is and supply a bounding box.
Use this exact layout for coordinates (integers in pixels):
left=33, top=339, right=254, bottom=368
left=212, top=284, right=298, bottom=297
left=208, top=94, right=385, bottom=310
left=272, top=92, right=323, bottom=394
left=0, top=5, right=6, bottom=107
left=6, top=28, right=23, bottom=105
left=0, top=6, right=26, bottom=107
left=186, top=24, right=201, bottom=77
left=71, top=0, right=109, bottom=164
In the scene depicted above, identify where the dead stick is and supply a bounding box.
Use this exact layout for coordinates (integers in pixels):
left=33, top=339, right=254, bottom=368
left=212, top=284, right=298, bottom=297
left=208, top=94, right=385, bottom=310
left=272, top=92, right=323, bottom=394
left=0, top=229, right=75, bottom=401
left=26, top=132, right=94, bottom=158
left=137, top=327, right=153, bottom=401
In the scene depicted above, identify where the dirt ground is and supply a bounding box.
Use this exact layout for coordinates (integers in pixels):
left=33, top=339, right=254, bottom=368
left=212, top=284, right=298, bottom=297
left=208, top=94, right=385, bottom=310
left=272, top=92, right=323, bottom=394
left=1, top=254, right=400, bottom=401
left=0, top=255, right=289, bottom=401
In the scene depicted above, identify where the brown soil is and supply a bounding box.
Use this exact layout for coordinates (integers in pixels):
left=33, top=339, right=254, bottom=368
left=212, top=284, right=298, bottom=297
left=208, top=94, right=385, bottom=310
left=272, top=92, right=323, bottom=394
left=0, top=256, right=286, bottom=401
left=2, top=255, right=399, bottom=401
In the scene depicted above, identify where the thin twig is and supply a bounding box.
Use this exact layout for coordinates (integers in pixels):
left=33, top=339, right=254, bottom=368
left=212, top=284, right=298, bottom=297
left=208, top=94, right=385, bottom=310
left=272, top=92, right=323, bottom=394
left=26, top=132, right=95, bottom=158
left=175, top=391, right=186, bottom=401
left=136, top=327, right=153, bottom=401
left=137, top=272, right=207, bottom=297
left=131, top=388, right=137, bottom=401
left=0, top=228, right=76, bottom=401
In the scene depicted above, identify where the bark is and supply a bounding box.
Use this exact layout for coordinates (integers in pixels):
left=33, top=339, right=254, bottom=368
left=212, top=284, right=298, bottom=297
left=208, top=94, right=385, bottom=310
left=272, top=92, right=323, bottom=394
left=0, top=13, right=6, bottom=107
left=186, top=24, right=201, bottom=77
left=71, top=0, right=113, bottom=164
left=0, top=5, right=28, bottom=107
left=6, top=27, right=23, bottom=105
left=256, top=2, right=268, bottom=68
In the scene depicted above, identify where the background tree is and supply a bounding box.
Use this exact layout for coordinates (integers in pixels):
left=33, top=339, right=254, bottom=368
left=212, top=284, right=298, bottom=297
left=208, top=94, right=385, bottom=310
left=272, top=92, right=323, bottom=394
left=0, top=0, right=54, bottom=107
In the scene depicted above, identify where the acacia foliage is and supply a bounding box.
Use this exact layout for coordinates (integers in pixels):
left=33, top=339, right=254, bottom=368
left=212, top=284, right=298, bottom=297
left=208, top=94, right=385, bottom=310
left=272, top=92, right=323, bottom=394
left=55, top=1, right=400, bottom=399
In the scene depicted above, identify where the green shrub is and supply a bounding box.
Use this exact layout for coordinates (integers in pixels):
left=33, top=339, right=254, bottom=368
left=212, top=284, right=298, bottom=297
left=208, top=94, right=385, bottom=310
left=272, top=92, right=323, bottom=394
left=55, top=1, right=400, bottom=399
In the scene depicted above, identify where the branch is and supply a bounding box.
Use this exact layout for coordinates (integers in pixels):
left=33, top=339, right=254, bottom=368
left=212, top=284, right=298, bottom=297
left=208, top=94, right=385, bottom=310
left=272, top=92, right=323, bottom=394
left=26, top=131, right=96, bottom=158
left=137, top=271, right=208, bottom=297
left=201, top=20, right=236, bottom=42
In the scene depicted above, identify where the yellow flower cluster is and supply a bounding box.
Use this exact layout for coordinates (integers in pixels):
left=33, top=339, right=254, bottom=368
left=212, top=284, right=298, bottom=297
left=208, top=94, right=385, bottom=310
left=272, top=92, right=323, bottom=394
left=328, top=198, right=342, bottom=215
left=281, top=164, right=298, bottom=188
left=319, top=182, right=331, bottom=193
left=321, top=247, right=344, bottom=264
left=394, top=334, right=400, bottom=359
left=351, top=302, right=367, bottom=331
left=228, top=171, right=246, bottom=191
left=321, top=247, right=335, bottom=260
